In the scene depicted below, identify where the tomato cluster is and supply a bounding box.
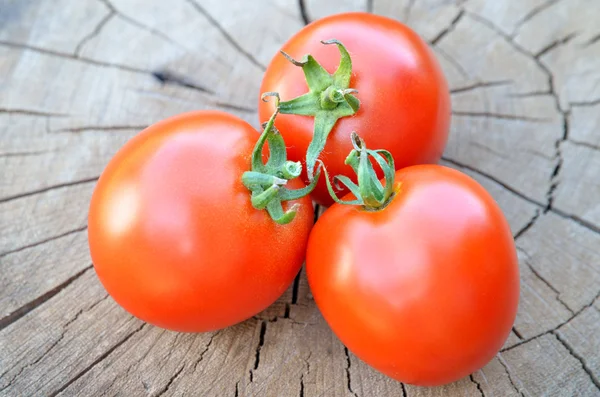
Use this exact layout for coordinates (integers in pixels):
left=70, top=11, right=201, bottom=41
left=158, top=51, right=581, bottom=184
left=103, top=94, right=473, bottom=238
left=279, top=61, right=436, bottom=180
left=88, top=13, right=518, bottom=387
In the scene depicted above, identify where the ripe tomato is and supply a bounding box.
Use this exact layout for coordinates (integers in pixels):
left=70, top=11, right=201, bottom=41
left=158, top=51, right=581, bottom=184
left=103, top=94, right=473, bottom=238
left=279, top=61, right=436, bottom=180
left=88, top=111, right=313, bottom=332
left=306, top=165, right=519, bottom=386
left=259, top=12, right=451, bottom=206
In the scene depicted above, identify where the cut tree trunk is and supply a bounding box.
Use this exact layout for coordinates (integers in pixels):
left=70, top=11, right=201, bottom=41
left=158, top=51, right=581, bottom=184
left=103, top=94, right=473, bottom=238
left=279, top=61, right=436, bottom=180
left=1, top=0, right=599, bottom=396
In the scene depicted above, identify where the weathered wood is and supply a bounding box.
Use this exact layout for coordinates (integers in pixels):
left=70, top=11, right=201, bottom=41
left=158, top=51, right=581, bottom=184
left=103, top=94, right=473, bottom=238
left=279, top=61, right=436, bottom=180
left=1, top=0, right=599, bottom=396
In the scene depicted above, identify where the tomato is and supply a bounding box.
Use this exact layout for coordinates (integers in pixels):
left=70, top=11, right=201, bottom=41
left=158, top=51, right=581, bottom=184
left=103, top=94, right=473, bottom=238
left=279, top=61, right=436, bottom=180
left=306, top=165, right=519, bottom=386
left=259, top=12, right=451, bottom=206
left=88, top=111, right=314, bottom=332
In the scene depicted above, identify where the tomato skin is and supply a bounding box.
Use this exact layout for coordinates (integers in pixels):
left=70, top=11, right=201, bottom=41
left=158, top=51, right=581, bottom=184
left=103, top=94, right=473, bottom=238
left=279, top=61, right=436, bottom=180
left=306, top=165, right=519, bottom=386
left=259, top=12, right=451, bottom=206
left=88, top=111, right=313, bottom=332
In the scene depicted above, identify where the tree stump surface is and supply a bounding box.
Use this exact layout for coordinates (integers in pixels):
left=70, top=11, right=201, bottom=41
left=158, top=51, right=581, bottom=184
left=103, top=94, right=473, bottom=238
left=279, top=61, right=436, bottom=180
left=1, top=0, right=599, bottom=396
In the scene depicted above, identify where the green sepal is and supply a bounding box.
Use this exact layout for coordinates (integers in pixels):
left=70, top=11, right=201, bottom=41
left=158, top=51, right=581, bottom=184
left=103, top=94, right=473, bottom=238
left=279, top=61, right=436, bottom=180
left=242, top=100, right=323, bottom=224
left=251, top=185, right=280, bottom=210
left=322, top=133, right=396, bottom=210
left=276, top=40, right=360, bottom=180
left=279, top=52, right=332, bottom=92
left=266, top=201, right=299, bottom=225
left=279, top=163, right=323, bottom=201
left=242, top=172, right=287, bottom=189
left=318, top=160, right=364, bottom=206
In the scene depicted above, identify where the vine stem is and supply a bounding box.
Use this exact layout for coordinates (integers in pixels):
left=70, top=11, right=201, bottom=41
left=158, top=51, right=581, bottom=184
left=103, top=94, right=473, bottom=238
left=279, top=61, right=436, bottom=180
left=274, top=39, right=360, bottom=180
left=241, top=97, right=322, bottom=224
left=320, top=132, right=396, bottom=211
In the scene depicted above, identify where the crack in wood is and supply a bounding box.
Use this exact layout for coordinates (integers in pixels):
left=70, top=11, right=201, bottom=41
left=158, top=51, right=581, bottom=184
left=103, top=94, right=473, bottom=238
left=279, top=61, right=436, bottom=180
left=99, top=0, right=186, bottom=50
left=545, top=112, right=569, bottom=212
left=517, top=247, right=574, bottom=315
left=47, top=322, right=146, bottom=397
left=450, top=80, right=512, bottom=94
left=586, top=32, right=600, bottom=47
left=443, top=155, right=600, bottom=238
left=193, top=331, right=220, bottom=372
left=509, top=90, right=551, bottom=98
left=469, top=140, right=507, bottom=160
left=249, top=321, right=267, bottom=382
left=135, top=78, right=255, bottom=113
left=512, top=327, right=524, bottom=340
left=513, top=209, right=541, bottom=240
left=288, top=204, right=320, bottom=308
left=470, top=374, right=486, bottom=397
left=0, top=40, right=152, bottom=75
left=551, top=205, right=600, bottom=236
left=502, top=289, right=600, bottom=354
left=299, top=356, right=311, bottom=397
left=463, top=11, right=574, bottom=234
left=535, top=32, right=578, bottom=59
left=441, top=156, right=544, bottom=208
left=0, top=149, right=54, bottom=158
left=497, top=354, right=527, bottom=397
left=430, top=10, right=465, bottom=45
left=552, top=332, right=600, bottom=390
left=0, top=336, right=63, bottom=392
left=64, top=294, right=110, bottom=329
left=52, top=125, right=147, bottom=133
left=344, top=347, right=359, bottom=397
left=0, top=266, right=93, bottom=331
left=568, top=139, right=600, bottom=152
left=452, top=111, right=549, bottom=122
left=156, top=365, right=185, bottom=397
left=400, top=382, right=407, bottom=397
left=571, top=98, right=600, bottom=107
left=213, top=101, right=256, bottom=113
left=298, top=0, right=310, bottom=25
left=152, top=70, right=214, bottom=94
left=0, top=293, right=109, bottom=392
left=525, top=148, right=555, bottom=161
left=185, top=0, right=266, bottom=71
left=74, top=10, right=115, bottom=57
left=299, top=373, right=305, bottom=397
left=0, top=226, right=88, bottom=258
left=433, top=46, right=470, bottom=78
left=0, top=109, right=68, bottom=117
left=511, top=0, right=561, bottom=36
left=0, top=176, right=98, bottom=204
left=291, top=269, right=302, bottom=305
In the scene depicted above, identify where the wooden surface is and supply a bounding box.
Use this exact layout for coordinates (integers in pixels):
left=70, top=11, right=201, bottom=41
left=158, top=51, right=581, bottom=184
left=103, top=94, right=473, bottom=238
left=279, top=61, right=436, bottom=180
left=1, top=0, right=599, bottom=396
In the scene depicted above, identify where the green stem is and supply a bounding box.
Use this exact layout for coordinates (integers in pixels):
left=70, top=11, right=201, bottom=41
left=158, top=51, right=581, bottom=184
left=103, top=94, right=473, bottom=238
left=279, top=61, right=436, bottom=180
left=274, top=39, right=360, bottom=180
left=321, top=132, right=396, bottom=210
left=241, top=98, right=321, bottom=225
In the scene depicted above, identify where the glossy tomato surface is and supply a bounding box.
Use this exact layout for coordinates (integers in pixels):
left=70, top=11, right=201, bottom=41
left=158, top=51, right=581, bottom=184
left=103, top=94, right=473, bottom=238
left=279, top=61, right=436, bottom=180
left=259, top=12, right=451, bottom=206
left=88, top=111, right=313, bottom=332
left=306, top=165, right=519, bottom=385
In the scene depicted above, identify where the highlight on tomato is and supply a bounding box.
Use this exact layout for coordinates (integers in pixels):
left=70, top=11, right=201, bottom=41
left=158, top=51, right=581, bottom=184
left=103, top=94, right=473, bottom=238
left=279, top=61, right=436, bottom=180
left=259, top=12, right=451, bottom=206
left=306, top=134, right=519, bottom=386
left=88, top=109, right=319, bottom=332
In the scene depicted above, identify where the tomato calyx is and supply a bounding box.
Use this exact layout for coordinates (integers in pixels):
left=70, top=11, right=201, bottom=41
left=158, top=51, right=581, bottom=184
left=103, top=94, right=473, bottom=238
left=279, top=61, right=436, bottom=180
left=321, top=132, right=396, bottom=210
left=242, top=102, right=322, bottom=225
left=275, top=39, right=360, bottom=180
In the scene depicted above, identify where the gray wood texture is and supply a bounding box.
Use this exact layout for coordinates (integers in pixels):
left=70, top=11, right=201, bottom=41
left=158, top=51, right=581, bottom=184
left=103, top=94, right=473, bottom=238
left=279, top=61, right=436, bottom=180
left=1, top=0, right=599, bottom=396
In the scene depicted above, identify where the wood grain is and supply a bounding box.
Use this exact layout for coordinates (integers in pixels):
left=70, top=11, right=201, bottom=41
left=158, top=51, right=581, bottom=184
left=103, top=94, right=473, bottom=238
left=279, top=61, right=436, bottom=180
left=1, top=0, right=598, bottom=396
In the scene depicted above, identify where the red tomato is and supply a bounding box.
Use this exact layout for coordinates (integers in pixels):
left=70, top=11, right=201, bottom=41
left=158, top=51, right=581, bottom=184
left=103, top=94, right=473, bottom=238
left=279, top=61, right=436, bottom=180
left=88, top=111, right=313, bottom=332
left=259, top=12, right=451, bottom=206
left=306, top=165, right=519, bottom=386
